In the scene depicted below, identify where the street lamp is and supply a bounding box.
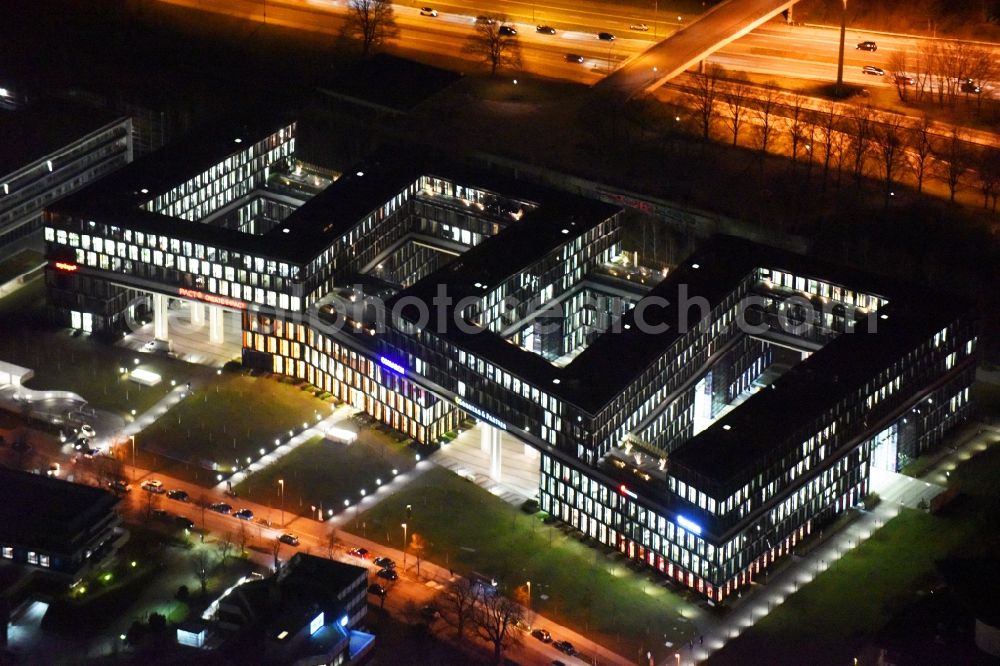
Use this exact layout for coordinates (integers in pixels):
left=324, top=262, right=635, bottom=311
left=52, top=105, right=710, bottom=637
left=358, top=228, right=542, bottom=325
left=526, top=580, right=531, bottom=609
left=278, top=479, right=285, bottom=527
left=675, top=653, right=681, bottom=666
left=835, top=0, right=848, bottom=96
left=129, top=435, right=136, bottom=483
left=402, top=522, right=408, bottom=569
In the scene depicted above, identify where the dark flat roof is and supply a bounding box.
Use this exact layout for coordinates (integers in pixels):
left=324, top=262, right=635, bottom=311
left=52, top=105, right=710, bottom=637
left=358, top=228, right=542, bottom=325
left=0, top=468, right=118, bottom=553
left=0, top=99, right=125, bottom=177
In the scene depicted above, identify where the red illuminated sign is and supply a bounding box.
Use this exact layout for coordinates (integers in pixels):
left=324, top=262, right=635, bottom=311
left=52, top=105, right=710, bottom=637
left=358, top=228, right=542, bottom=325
left=177, top=287, right=247, bottom=310
left=54, top=262, right=78, bottom=272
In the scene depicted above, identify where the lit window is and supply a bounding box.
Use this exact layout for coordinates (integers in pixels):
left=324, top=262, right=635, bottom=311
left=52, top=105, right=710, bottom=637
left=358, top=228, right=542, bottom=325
left=2, top=546, right=12, bottom=559
left=27, top=551, right=38, bottom=565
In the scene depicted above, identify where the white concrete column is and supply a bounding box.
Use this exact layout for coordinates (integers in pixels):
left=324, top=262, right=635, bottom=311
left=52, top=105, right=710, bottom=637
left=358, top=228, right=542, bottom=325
left=209, top=305, right=224, bottom=344
left=485, top=424, right=502, bottom=482
left=524, top=442, right=539, bottom=459
left=191, top=302, right=205, bottom=327
left=480, top=423, right=491, bottom=454
left=153, top=293, right=169, bottom=341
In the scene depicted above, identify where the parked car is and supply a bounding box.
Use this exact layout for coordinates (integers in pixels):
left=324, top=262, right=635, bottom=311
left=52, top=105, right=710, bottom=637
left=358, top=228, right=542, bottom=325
left=175, top=516, right=195, bottom=530
left=536, top=25, right=556, bottom=35
left=553, top=640, right=576, bottom=655
left=368, top=583, right=386, bottom=596
left=420, top=604, right=440, bottom=620
left=598, top=32, right=615, bottom=41
left=856, top=40, right=877, bottom=51
left=79, top=424, right=97, bottom=439
left=419, top=7, right=437, bottom=16
left=565, top=53, right=585, bottom=63
left=348, top=547, right=370, bottom=559
left=108, top=479, right=132, bottom=494
left=373, top=556, right=395, bottom=569
left=893, top=73, right=915, bottom=85
left=278, top=532, right=300, bottom=546
left=376, top=568, right=398, bottom=581
left=47, top=463, right=60, bottom=477
left=152, top=509, right=171, bottom=521
left=209, top=502, right=232, bottom=514
left=499, top=25, right=517, bottom=36
left=630, top=23, right=649, bottom=31
left=167, top=489, right=189, bottom=502
left=862, top=65, right=885, bottom=76
left=532, top=628, right=552, bottom=643
left=234, top=508, right=254, bottom=520
left=475, top=15, right=495, bottom=25
left=141, top=479, right=165, bottom=493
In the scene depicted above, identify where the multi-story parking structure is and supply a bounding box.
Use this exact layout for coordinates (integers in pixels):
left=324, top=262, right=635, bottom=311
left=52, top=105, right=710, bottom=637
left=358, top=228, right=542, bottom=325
left=43, top=117, right=977, bottom=602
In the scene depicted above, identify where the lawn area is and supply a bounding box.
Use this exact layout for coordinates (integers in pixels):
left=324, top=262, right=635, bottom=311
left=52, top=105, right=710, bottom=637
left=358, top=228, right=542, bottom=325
left=0, top=249, right=44, bottom=284
left=708, top=440, right=1000, bottom=666
left=135, top=373, right=331, bottom=486
left=349, top=465, right=700, bottom=663
left=0, top=279, right=213, bottom=415
left=235, top=428, right=416, bottom=520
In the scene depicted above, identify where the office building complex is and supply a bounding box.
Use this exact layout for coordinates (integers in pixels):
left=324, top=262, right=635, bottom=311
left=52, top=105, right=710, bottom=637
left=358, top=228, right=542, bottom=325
left=0, top=100, right=131, bottom=250
left=44, top=116, right=977, bottom=601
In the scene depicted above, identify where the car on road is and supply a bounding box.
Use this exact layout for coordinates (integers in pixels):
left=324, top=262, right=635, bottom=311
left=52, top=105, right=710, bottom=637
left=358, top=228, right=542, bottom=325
left=373, top=556, right=395, bottom=569
left=209, top=502, right=232, bottom=514
left=79, top=424, right=96, bottom=439
left=553, top=640, right=576, bottom=655
left=893, top=73, right=915, bottom=85
left=551, top=661, right=567, bottom=666
left=536, top=25, right=556, bottom=35
left=175, top=515, right=195, bottom=530
left=419, top=7, right=437, bottom=16
left=420, top=604, right=440, bottom=620
left=565, top=53, right=585, bottom=64
left=961, top=78, right=981, bottom=93
left=167, top=489, right=189, bottom=502
left=598, top=32, right=615, bottom=41
left=532, top=628, right=552, bottom=643
left=368, top=583, right=386, bottom=596
left=856, top=40, right=877, bottom=52
left=141, top=479, right=165, bottom=493
left=108, top=479, right=132, bottom=494
left=862, top=65, right=885, bottom=76
left=152, top=509, right=171, bottom=521
left=234, top=508, right=254, bottom=520
left=629, top=23, right=649, bottom=31
left=475, top=15, right=495, bottom=25
left=376, top=568, right=398, bottom=581
left=47, top=463, right=60, bottom=477
left=278, top=533, right=299, bottom=546
left=499, top=25, right=517, bottom=36
left=348, top=547, right=370, bottom=559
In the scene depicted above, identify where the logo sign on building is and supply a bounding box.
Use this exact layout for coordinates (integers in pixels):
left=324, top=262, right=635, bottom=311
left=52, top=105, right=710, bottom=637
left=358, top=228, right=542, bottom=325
left=379, top=356, right=407, bottom=375
left=309, top=611, right=325, bottom=635
left=676, top=515, right=702, bottom=536
left=54, top=261, right=78, bottom=272
left=455, top=397, right=507, bottom=431
left=177, top=287, right=247, bottom=310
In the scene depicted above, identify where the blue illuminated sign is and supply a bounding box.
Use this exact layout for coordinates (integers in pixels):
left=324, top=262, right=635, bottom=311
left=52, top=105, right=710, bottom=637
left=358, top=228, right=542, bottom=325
left=379, top=356, right=406, bottom=375
left=676, top=515, right=702, bottom=536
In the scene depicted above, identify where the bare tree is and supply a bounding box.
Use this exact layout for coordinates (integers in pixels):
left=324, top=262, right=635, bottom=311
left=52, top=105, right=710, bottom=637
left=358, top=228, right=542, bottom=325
left=966, top=45, right=996, bottom=116
left=846, top=102, right=875, bottom=186
left=887, top=49, right=911, bottom=102
left=723, top=74, right=752, bottom=146
left=271, top=538, right=282, bottom=573
left=474, top=592, right=522, bottom=664
left=193, top=551, right=212, bottom=598
left=237, top=521, right=249, bottom=557
left=753, top=82, right=783, bottom=154
left=326, top=528, right=339, bottom=559
left=688, top=64, right=726, bottom=141
left=975, top=147, right=1000, bottom=212
left=218, top=532, right=234, bottom=564
left=440, top=578, right=477, bottom=640
left=938, top=126, right=973, bottom=202
left=817, top=102, right=839, bottom=191
left=344, top=0, right=399, bottom=57
left=786, top=94, right=808, bottom=165
left=873, top=113, right=907, bottom=208
left=464, top=15, right=521, bottom=76
left=909, top=114, right=936, bottom=194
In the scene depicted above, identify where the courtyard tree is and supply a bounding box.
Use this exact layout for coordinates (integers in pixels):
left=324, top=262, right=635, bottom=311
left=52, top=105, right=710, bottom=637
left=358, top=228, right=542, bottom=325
left=194, top=550, right=212, bottom=597
left=464, top=14, right=521, bottom=76
left=344, top=0, right=399, bottom=57
left=873, top=113, right=907, bottom=208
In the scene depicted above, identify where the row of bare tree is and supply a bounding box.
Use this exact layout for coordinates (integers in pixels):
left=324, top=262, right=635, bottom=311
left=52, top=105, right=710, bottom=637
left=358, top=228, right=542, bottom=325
left=887, top=40, right=997, bottom=111
left=686, top=66, right=1000, bottom=210
left=438, top=578, right=524, bottom=664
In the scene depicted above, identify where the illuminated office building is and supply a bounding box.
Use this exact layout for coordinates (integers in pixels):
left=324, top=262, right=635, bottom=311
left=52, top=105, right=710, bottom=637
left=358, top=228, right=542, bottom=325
left=44, top=117, right=977, bottom=600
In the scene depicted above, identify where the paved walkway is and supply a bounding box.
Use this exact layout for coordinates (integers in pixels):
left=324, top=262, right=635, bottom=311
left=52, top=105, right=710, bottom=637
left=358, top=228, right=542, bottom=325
left=434, top=424, right=541, bottom=507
